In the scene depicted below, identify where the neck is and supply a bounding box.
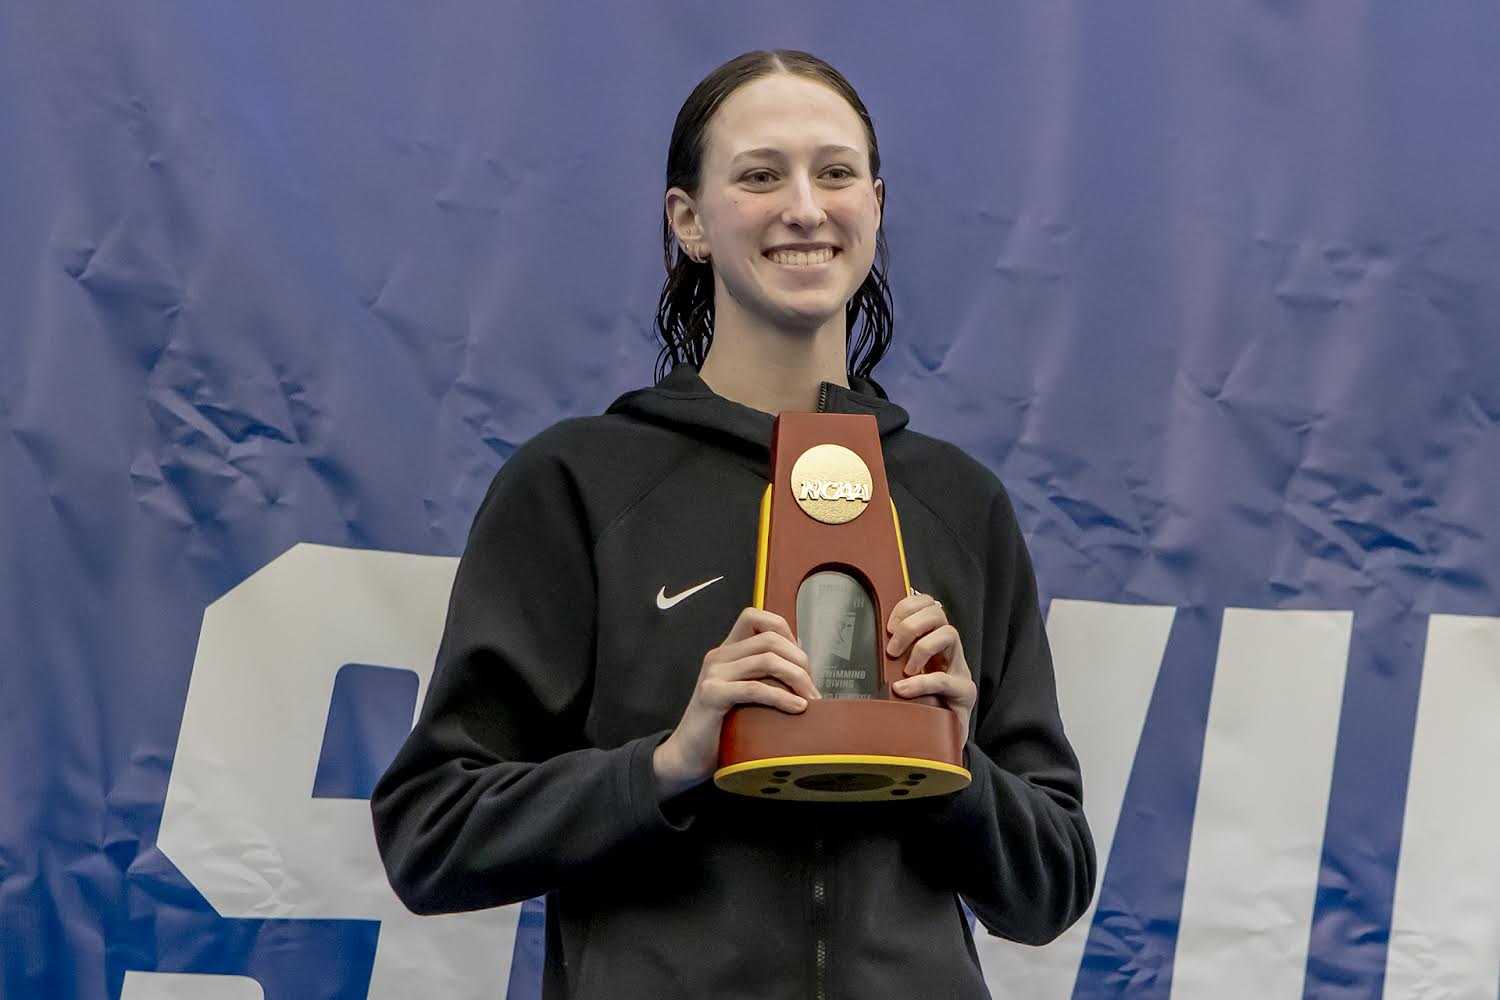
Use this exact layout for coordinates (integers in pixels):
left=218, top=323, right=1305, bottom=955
left=697, top=297, right=849, bottom=415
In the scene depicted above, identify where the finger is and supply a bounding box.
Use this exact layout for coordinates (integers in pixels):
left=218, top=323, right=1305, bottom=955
left=719, top=651, right=821, bottom=701
left=886, top=591, right=943, bottom=634
left=904, top=625, right=963, bottom=677
left=716, top=630, right=810, bottom=671
left=891, top=671, right=976, bottom=706
left=885, top=604, right=950, bottom=658
left=705, top=678, right=809, bottom=715
left=725, top=607, right=795, bottom=645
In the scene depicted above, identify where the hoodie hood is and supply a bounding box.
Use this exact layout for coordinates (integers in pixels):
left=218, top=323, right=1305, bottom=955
left=606, top=363, right=910, bottom=456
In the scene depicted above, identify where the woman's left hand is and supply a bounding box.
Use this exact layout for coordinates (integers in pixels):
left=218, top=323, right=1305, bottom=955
left=886, top=591, right=977, bottom=740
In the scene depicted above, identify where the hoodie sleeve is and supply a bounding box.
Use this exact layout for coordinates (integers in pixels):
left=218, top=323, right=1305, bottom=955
left=370, top=439, right=687, bottom=915
left=912, top=485, right=1098, bottom=945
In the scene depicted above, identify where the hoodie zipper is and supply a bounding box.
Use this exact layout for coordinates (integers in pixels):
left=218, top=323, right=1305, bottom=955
left=813, top=831, right=828, bottom=1000
left=817, top=382, right=830, bottom=413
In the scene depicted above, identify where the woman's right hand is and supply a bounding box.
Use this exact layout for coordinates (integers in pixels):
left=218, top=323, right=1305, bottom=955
left=653, top=607, right=820, bottom=801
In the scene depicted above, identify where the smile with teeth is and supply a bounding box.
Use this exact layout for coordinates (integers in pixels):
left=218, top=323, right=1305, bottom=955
left=766, top=247, right=837, bottom=266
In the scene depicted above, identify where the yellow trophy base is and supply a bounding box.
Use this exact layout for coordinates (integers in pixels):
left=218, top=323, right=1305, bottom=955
left=714, top=753, right=971, bottom=802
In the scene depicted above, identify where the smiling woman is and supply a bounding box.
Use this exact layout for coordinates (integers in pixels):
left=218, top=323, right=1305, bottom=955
left=371, top=48, right=1095, bottom=1000
left=657, top=51, right=893, bottom=416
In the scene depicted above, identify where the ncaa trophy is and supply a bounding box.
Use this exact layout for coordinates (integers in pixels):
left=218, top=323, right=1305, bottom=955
left=714, top=412, right=972, bottom=802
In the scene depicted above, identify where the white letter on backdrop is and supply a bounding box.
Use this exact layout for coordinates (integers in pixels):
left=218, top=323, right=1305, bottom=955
left=156, top=543, right=518, bottom=999
left=120, top=972, right=264, bottom=1000
left=1385, top=614, right=1500, bottom=1000
left=980, top=598, right=1177, bottom=998
left=1171, top=608, right=1352, bottom=999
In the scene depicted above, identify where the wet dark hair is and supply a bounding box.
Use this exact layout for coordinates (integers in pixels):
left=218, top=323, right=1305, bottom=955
left=654, top=49, right=894, bottom=383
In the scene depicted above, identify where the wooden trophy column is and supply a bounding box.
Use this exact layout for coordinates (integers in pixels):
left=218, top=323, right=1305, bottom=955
left=714, top=412, right=970, bottom=802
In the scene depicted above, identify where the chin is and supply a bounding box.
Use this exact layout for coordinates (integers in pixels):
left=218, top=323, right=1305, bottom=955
left=765, top=292, right=854, bottom=329
left=768, top=306, right=845, bottom=334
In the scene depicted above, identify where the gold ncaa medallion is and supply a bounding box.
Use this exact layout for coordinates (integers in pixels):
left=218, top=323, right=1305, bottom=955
left=790, top=444, right=873, bottom=525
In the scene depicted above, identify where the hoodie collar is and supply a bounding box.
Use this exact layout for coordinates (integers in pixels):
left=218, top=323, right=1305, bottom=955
left=606, top=363, right=910, bottom=455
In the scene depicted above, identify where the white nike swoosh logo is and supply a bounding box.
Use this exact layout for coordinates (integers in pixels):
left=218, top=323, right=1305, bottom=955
left=656, top=576, right=725, bottom=610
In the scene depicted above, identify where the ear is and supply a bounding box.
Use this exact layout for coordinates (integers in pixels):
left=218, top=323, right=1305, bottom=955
left=665, top=187, right=707, bottom=251
left=873, top=177, right=884, bottom=227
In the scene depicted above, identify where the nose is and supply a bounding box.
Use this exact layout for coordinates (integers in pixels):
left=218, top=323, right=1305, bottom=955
left=781, top=172, right=827, bottom=231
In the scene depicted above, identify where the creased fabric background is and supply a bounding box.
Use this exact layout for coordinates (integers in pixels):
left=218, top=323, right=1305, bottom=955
left=2, top=2, right=1497, bottom=998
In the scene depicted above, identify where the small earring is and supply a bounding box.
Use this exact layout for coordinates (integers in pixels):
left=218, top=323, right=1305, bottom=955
left=685, top=243, right=708, bottom=264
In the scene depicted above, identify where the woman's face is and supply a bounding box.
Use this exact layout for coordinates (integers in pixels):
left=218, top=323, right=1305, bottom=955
left=670, top=73, right=884, bottom=335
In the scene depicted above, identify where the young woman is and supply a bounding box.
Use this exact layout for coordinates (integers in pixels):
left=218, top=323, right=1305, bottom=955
left=372, top=49, right=1095, bottom=1000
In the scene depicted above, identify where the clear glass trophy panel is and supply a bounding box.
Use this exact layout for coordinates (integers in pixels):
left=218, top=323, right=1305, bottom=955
left=795, top=570, right=880, bottom=699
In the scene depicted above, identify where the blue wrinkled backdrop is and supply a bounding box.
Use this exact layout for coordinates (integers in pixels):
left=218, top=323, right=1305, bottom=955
left=3, top=2, right=1498, bottom=998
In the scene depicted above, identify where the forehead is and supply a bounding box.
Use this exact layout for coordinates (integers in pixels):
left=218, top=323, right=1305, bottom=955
left=705, top=73, right=869, bottom=164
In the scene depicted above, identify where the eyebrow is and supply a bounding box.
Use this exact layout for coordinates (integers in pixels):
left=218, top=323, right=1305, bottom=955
left=729, top=145, right=860, bottom=165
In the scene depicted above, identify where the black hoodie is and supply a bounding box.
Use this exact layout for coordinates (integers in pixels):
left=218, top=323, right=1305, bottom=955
left=371, top=364, right=1096, bottom=1000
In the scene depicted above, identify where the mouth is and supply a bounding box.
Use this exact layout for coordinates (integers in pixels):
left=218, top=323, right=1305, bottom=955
left=763, top=246, right=839, bottom=268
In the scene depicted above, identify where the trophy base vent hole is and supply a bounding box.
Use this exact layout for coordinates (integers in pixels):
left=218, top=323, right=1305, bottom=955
left=793, top=772, right=894, bottom=793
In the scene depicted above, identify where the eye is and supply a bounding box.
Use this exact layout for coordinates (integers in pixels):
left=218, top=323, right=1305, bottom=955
left=743, top=169, right=776, bottom=184
left=824, top=166, right=855, bottom=180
